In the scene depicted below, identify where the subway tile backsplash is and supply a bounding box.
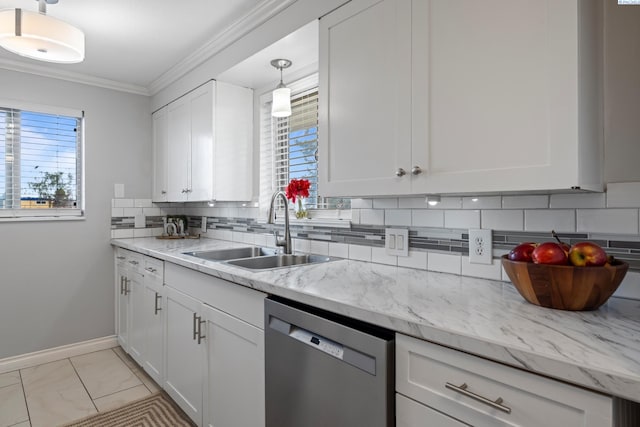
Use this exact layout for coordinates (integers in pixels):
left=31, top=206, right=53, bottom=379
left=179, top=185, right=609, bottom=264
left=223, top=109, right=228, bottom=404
left=110, top=185, right=640, bottom=300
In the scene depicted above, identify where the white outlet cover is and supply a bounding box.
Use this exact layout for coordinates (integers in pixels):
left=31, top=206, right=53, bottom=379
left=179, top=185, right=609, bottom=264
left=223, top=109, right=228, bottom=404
left=469, top=228, right=492, bottom=264
left=386, top=228, right=409, bottom=257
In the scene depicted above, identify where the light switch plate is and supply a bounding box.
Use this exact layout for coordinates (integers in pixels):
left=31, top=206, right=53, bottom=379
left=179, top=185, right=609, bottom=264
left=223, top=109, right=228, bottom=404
left=386, top=228, right=409, bottom=257
left=201, top=216, right=208, bottom=233
left=114, top=183, right=125, bottom=198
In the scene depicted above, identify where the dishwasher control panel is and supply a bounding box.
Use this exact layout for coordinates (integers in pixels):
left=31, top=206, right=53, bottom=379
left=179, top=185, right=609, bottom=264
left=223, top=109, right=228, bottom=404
left=290, top=326, right=345, bottom=359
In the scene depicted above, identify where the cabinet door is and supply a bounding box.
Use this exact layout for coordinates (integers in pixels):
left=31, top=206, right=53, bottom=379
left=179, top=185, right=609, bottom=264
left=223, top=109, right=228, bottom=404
left=396, top=393, right=468, bottom=427
left=202, top=303, right=264, bottom=427
left=115, top=260, right=129, bottom=351
left=152, top=107, right=169, bottom=202
left=127, top=270, right=145, bottom=365
left=142, top=275, right=164, bottom=385
left=164, top=286, right=205, bottom=426
left=167, top=95, right=191, bottom=202
left=412, top=0, right=602, bottom=194
left=214, top=82, right=253, bottom=201
left=319, top=0, right=412, bottom=197
left=188, top=82, right=214, bottom=201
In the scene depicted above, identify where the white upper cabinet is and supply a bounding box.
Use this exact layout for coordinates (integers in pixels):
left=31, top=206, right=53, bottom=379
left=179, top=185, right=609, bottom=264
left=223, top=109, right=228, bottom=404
left=214, top=82, right=253, bottom=201
left=319, top=0, right=603, bottom=197
left=152, top=106, right=168, bottom=202
left=155, top=80, right=253, bottom=203
left=319, top=0, right=412, bottom=197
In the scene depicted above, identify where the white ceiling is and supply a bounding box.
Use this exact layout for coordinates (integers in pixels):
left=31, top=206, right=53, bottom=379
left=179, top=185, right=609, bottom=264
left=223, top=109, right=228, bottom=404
left=0, top=0, right=316, bottom=94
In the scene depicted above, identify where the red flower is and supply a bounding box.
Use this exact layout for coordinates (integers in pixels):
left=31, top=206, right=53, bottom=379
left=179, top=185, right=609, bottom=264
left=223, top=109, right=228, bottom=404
left=285, top=179, right=310, bottom=203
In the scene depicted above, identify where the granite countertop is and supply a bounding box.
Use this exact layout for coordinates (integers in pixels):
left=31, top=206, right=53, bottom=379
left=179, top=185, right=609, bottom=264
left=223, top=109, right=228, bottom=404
left=112, top=237, right=640, bottom=403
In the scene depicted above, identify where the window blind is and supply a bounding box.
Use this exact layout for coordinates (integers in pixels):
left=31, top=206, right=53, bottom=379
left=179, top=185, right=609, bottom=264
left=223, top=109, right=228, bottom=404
left=0, top=106, right=83, bottom=216
left=259, top=84, right=350, bottom=213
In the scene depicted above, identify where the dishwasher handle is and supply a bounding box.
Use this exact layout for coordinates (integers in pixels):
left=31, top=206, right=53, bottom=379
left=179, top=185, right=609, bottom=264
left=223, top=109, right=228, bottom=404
left=268, top=314, right=377, bottom=376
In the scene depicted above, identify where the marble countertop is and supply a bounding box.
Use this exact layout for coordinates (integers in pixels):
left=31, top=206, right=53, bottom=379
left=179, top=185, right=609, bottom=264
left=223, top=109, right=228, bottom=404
left=112, top=237, right=640, bottom=403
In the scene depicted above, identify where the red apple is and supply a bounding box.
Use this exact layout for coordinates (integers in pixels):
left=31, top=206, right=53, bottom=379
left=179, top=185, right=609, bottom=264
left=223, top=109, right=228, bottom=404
left=568, top=242, right=607, bottom=267
left=508, top=242, right=537, bottom=262
left=532, top=242, right=568, bottom=265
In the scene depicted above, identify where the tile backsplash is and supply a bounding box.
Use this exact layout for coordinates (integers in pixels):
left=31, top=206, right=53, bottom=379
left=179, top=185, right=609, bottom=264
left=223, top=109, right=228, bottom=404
left=110, top=182, right=640, bottom=300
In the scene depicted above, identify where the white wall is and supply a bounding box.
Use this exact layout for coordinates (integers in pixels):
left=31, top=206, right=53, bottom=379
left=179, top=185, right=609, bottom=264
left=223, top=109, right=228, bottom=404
left=0, top=69, right=151, bottom=359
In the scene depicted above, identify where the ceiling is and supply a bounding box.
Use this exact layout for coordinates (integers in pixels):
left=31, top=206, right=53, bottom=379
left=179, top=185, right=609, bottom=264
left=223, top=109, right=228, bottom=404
left=0, top=0, right=316, bottom=95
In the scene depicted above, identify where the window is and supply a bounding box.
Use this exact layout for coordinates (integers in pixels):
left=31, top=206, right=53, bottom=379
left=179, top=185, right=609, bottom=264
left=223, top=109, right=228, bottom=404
left=260, top=76, right=350, bottom=213
left=0, top=102, right=83, bottom=218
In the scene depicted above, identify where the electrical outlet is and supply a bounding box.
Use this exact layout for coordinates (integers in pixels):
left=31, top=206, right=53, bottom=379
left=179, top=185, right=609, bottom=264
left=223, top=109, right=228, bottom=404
left=469, top=228, right=492, bottom=264
left=385, top=228, right=409, bottom=257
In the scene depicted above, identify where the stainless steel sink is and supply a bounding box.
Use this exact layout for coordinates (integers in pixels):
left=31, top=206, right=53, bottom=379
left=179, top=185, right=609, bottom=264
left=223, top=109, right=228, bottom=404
left=183, top=247, right=277, bottom=262
left=226, top=254, right=335, bottom=270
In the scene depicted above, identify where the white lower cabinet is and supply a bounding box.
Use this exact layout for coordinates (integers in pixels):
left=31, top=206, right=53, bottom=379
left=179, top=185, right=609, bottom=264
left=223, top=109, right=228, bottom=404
left=202, top=303, right=264, bottom=427
left=396, top=393, right=467, bottom=427
left=164, top=286, right=206, bottom=425
left=115, top=250, right=165, bottom=383
left=396, top=333, right=613, bottom=427
left=164, top=262, right=267, bottom=427
left=141, top=257, right=165, bottom=385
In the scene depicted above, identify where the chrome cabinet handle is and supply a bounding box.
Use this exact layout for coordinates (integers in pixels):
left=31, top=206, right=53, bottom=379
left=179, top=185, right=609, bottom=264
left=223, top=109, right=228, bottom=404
left=197, top=317, right=206, bottom=344
left=395, top=168, right=406, bottom=177
left=145, top=267, right=157, bottom=273
left=129, top=260, right=139, bottom=265
left=119, top=276, right=124, bottom=295
left=181, top=189, right=187, bottom=193
left=123, top=278, right=130, bottom=295
left=411, top=166, right=422, bottom=175
left=116, top=256, right=126, bottom=260
left=445, top=382, right=511, bottom=414
left=154, top=292, right=162, bottom=315
left=193, top=313, right=198, bottom=340
left=161, top=190, right=167, bottom=194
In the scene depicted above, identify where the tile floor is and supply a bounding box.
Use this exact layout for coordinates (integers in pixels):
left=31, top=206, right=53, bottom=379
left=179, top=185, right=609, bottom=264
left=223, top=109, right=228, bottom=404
left=0, top=347, right=160, bottom=427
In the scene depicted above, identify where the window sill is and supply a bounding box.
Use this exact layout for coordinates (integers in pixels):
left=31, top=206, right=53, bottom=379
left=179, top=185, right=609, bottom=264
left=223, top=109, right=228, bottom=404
left=0, top=215, right=85, bottom=223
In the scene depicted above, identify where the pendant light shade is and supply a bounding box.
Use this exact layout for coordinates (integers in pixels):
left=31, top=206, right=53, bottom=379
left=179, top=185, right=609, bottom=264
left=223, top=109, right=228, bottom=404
left=0, top=3, right=84, bottom=64
left=270, top=59, right=292, bottom=118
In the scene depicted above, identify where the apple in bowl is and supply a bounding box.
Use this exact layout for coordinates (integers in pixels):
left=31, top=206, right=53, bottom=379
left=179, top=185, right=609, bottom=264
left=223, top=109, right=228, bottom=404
left=507, top=242, right=537, bottom=262
left=568, top=242, right=607, bottom=267
left=532, top=242, right=568, bottom=265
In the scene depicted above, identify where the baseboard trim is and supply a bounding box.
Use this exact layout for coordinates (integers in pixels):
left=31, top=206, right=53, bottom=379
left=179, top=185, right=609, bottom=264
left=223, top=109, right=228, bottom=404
left=0, top=335, right=118, bottom=374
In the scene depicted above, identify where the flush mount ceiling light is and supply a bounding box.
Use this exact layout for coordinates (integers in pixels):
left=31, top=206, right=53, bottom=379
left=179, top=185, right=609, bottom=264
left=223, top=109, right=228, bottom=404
left=0, top=0, right=85, bottom=64
left=270, top=58, right=292, bottom=118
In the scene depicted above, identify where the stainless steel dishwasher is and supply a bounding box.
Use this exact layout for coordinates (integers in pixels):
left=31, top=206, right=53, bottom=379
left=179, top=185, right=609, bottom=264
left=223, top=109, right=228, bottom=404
left=265, top=296, right=394, bottom=427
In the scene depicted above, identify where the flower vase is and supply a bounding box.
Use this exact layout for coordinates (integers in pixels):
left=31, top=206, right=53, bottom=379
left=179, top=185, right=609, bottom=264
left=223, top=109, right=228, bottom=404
left=294, top=197, right=308, bottom=219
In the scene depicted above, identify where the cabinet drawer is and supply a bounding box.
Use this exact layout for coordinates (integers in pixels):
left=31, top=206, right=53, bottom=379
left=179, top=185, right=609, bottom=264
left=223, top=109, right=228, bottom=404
left=165, top=263, right=266, bottom=329
left=143, top=256, right=163, bottom=283
left=397, top=393, right=468, bottom=427
left=396, top=334, right=612, bottom=427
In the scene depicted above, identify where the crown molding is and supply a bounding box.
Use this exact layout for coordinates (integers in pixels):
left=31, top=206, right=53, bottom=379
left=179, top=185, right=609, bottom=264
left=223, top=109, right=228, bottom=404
left=148, top=0, right=297, bottom=96
left=0, top=57, right=150, bottom=96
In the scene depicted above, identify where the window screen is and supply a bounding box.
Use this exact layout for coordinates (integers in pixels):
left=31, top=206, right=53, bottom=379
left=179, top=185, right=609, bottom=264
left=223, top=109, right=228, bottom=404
left=0, top=105, right=83, bottom=217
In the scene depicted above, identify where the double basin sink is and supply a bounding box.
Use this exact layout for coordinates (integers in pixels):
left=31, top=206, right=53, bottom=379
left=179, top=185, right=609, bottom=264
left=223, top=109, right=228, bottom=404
left=183, top=246, right=335, bottom=270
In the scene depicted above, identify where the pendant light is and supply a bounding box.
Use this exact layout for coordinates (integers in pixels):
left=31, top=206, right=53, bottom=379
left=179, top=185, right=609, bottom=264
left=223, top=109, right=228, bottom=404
left=0, top=0, right=85, bottom=64
left=270, top=58, right=292, bottom=118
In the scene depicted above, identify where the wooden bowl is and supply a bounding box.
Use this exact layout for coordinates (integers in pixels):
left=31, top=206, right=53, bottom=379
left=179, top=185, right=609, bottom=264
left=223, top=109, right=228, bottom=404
left=501, top=255, right=629, bottom=311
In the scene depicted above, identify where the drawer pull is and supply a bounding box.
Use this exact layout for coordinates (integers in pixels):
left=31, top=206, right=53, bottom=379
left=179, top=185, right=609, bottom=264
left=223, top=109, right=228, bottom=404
left=445, top=382, right=511, bottom=414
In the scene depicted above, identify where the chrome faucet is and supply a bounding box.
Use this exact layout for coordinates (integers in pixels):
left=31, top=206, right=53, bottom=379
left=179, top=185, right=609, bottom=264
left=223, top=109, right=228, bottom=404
left=267, top=191, right=292, bottom=255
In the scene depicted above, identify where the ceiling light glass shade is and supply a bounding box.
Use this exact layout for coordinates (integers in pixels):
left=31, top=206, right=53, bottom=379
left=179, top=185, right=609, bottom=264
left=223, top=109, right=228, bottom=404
left=0, top=8, right=85, bottom=63
left=271, top=86, right=291, bottom=118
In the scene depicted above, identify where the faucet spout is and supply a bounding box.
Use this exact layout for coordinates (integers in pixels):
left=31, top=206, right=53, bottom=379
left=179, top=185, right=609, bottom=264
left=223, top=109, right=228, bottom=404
left=267, top=191, right=292, bottom=255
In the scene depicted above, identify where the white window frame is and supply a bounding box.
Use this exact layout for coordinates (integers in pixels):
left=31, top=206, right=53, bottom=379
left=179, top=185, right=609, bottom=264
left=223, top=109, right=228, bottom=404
left=0, top=99, right=85, bottom=221
left=259, top=74, right=350, bottom=223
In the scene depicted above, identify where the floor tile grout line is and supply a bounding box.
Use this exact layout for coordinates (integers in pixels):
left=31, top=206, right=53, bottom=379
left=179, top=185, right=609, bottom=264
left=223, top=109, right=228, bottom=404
left=17, top=369, right=31, bottom=427
left=67, top=357, right=99, bottom=415
left=92, top=382, right=150, bottom=403
left=111, top=347, right=156, bottom=394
